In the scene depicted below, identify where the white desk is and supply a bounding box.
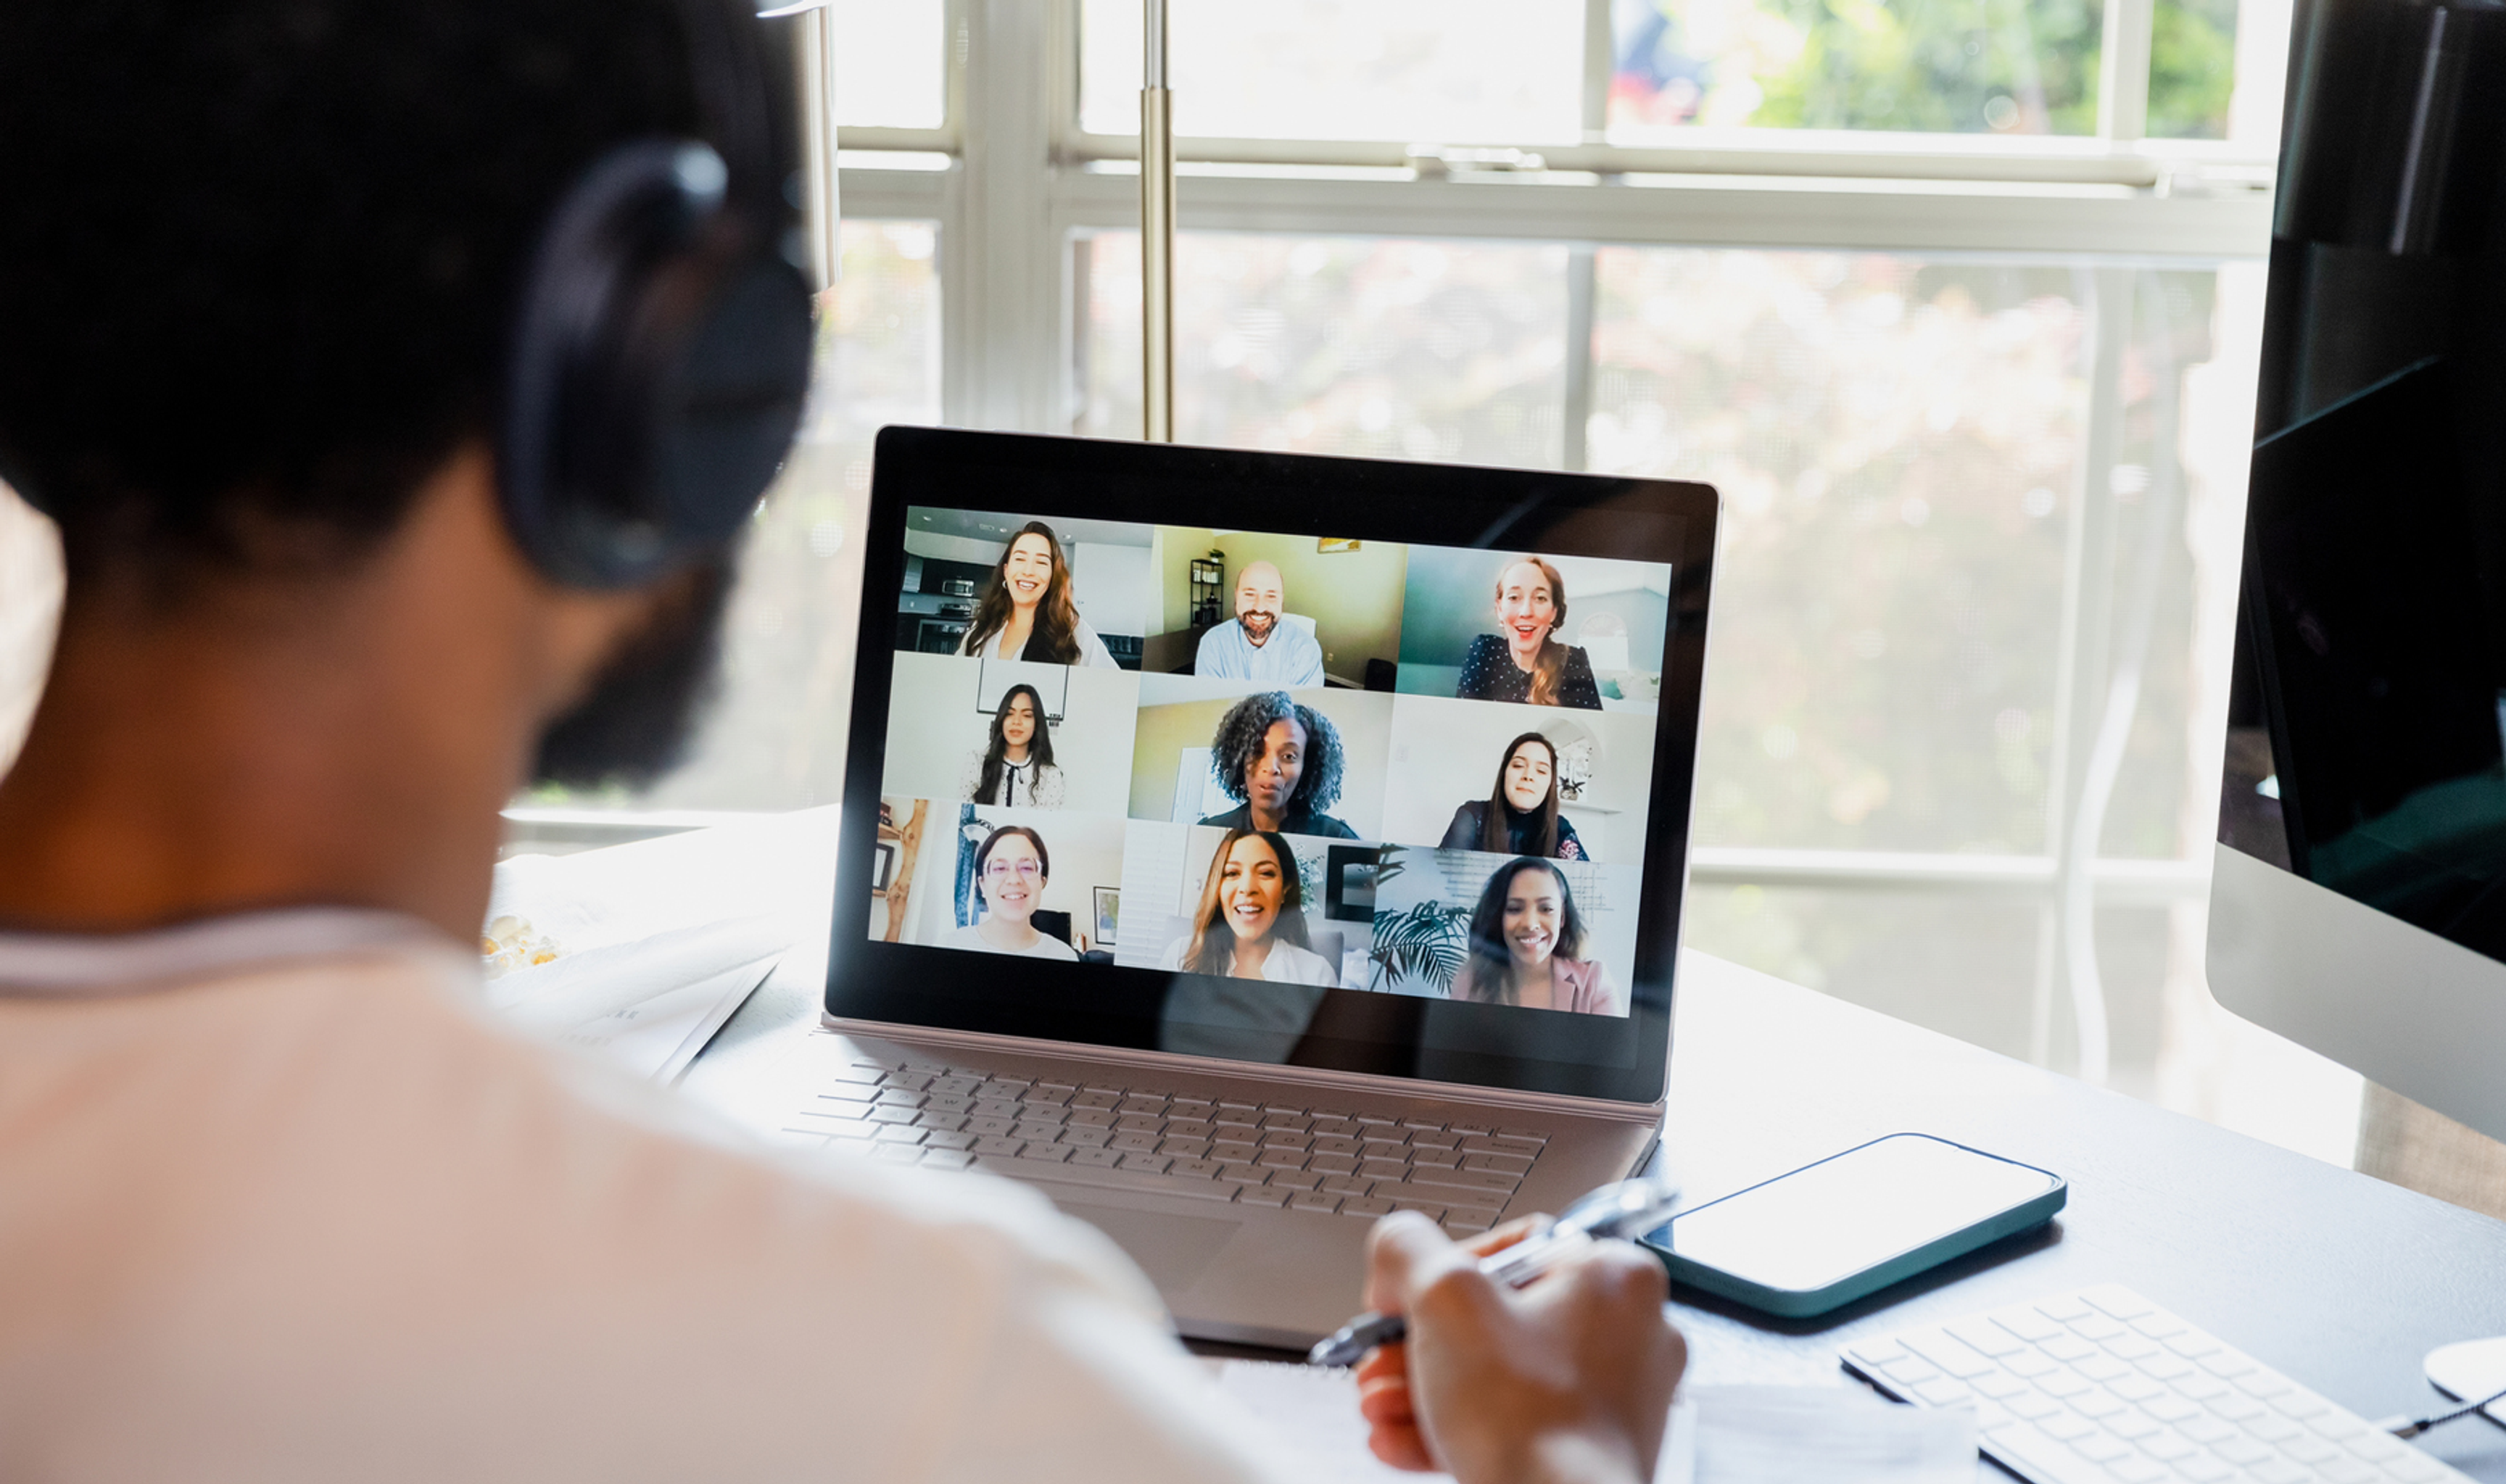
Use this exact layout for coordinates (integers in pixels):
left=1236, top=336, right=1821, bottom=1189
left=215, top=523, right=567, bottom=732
left=654, top=814, right=2506, bottom=1481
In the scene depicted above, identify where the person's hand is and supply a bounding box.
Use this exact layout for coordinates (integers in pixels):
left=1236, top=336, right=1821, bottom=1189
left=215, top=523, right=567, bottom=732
left=1353, top=1211, right=1685, bottom=1484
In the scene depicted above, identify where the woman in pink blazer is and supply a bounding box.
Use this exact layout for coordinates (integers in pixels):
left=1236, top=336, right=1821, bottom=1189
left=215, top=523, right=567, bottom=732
left=1446, top=857, right=1623, bottom=1016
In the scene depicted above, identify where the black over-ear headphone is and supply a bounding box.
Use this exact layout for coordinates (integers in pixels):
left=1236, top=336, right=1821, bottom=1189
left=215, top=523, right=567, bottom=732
left=498, top=0, right=815, bottom=589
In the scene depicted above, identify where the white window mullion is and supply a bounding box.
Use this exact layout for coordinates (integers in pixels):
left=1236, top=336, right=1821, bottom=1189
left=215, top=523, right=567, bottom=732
left=2098, top=0, right=2157, bottom=144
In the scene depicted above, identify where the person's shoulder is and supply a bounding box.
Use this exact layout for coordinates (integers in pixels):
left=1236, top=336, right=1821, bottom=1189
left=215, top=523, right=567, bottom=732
left=1275, top=941, right=1340, bottom=984
left=1463, top=633, right=1504, bottom=659
left=1033, top=934, right=1080, bottom=960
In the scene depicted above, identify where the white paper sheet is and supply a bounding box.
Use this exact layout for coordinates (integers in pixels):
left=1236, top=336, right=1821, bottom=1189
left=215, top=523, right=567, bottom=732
left=1211, top=1365, right=1971, bottom=1484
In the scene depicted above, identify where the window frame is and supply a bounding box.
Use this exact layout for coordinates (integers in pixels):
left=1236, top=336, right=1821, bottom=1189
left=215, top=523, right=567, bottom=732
left=536, top=0, right=2270, bottom=1085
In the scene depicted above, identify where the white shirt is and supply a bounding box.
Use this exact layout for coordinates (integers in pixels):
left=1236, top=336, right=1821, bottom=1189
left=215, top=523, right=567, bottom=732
left=1194, top=619, right=1325, bottom=687
left=956, top=750, right=1066, bottom=808
left=943, top=921, right=1080, bottom=959
left=0, top=912, right=1286, bottom=1483
left=1156, top=934, right=1341, bottom=985
left=965, top=616, right=1120, bottom=669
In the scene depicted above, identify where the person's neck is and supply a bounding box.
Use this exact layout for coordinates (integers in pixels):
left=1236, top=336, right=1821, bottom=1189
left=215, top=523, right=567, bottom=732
left=1249, top=802, right=1289, bottom=832
left=978, top=913, right=1039, bottom=950
left=1509, top=956, right=1556, bottom=1007
left=0, top=455, right=619, bottom=942
left=1002, top=743, right=1030, bottom=766
left=1001, top=604, right=1036, bottom=652
left=1508, top=639, right=1545, bottom=673
left=1231, top=932, right=1273, bottom=977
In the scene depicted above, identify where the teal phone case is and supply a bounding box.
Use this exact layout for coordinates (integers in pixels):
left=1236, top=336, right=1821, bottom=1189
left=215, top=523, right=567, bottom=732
left=1636, top=1134, right=2067, bottom=1318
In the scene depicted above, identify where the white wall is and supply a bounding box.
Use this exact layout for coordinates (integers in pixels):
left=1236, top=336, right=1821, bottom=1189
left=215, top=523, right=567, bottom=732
left=1378, top=695, right=1658, bottom=862
left=1071, top=540, right=1149, bottom=638
left=880, top=652, right=1137, bottom=813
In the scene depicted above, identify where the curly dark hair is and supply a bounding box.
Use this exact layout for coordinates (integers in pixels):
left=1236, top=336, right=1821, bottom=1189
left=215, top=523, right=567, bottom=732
left=1208, top=690, right=1344, bottom=813
left=0, top=0, right=708, bottom=581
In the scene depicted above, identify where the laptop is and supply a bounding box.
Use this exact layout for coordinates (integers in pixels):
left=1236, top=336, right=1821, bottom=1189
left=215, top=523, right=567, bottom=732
left=785, top=426, right=1718, bottom=1348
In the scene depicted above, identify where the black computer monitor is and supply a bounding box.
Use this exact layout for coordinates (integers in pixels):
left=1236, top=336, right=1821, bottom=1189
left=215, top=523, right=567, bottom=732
left=2209, top=0, right=2506, bottom=1142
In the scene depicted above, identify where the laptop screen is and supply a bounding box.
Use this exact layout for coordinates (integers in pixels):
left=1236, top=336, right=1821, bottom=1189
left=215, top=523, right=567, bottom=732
left=827, top=428, right=1716, bottom=1105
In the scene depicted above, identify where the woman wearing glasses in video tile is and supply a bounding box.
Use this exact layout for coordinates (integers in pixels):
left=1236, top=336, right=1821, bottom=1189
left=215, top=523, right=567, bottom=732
left=957, top=521, right=1119, bottom=668
left=959, top=684, right=1065, bottom=807
left=1440, top=731, right=1587, bottom=860
left=1157, top=829, right=1339, bottom=985
left=1196, top=690, right=1358, bottom=840
left=943, top=826, right=1079, bottom=959
left=1447, top=858, right=1620, bottom=1014
left=1455, top=555, right=1603, bottom=710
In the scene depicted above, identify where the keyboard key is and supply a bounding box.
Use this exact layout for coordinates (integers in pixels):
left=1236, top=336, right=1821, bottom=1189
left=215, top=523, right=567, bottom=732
left=1910, top=1379, right=1973, bottom=1407
left=1973, top=1372, right=2028, bottom=1401
left=1903, top=1331, right=1997, bottom=1379
left=1114, top=1115, right=1162, bottom=1134
left=1217, top=1164, right=1269, bottom=1185
left=1236, top=1186, right=1291, bottom=1208
left=925, top=1130, right=979, bottom=1151
left=1067, top=1148, right=1125, bottom=1169
left=1447, top=1216, right=1494, bottom=1235
left=1494, top=1127, right=1550, bottom=1144
left=2103, top=1412, right=2159, bottom=1442
left=1343, top=1198, right=1397, bottom=1217
left=872, top=1143, right=923, bottom=1164
left=1948, top=1319, right=2028, bottom=1357
left=1269, top=1170, right=1323, bottom=1191
left=1389, top=1201, right=1446, bottom=1219
left=2036, top=1413, right=2096, bottom=1442
left=1159, top=1139, right=1211, bottom=1159
left=1062, top=1128, right=1114, bottom=1150
left=968, top=1116, right=1017, bottom=1137
left=2004, top=1393, right=2063, bottom=1422
left=972, top=1153, right=1242, bottom=1203
left=2174, top=1457, right=2233, bottom=1483
left=1360, top=1159, right=1408, bottom=1181
left=1309, top=1137, right=1363, bottom=1156
left=922, top=1148, right=976, bottom=1170
left=1320, top=1176, right=1373, bottom=1197
left=2248, top=1462, right=2308, bottom=1484
left=874, top=1125, right=926, bottom=1146
left=1308, top=1155, right=1360, bottom=1175
left=868, top=1106, right=918, bottom=1125
left=1108, top=1132, right=1161, bottom=1153
left=1463, top=1153, right=1534, bottom=1177
left=1170, top=1159, right=1224, bottom=1180
left=2104, top=1458, right=2166, bottom=1483
left=2069, top=1433, right=2131, bottom=1463
left=1290, top=1193, right=1341, bottom=1213
left=1120, top=1153, right=1172, bottom=1174
left=1408, top=1167, right=1518, bottom=1194
left=817, top=1082, right=880, bottom=1104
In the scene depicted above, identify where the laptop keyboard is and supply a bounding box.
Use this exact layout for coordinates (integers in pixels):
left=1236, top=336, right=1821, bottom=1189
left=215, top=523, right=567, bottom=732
left=773, top=1053, right=1547, bottom=1234
left=1843, top=1285, right=2472, bottom=1484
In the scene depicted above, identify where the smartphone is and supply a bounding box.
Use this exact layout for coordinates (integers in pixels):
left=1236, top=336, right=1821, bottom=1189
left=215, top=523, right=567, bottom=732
left=1637, top=1133, right=2065, bottom=1317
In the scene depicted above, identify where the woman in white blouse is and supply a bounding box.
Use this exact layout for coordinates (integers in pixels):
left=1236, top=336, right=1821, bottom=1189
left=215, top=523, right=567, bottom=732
left=941, top=826, right=1080, bottom=959
left=958, top=683, right=1065, bottom=807
left=1156, top=829, right=1338, bottom=985
left=957, top=521, right=1118, bottom=668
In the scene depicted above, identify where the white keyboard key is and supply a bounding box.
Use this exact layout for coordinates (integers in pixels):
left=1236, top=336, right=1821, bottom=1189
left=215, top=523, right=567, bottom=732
left=972, top=1153, right=1241, bottom=1203
left=1291, top=1192, right=1340, bottom=1213
left=1067, top=1148, right=1125, bottom=1169
left=1342, top=1198, right=1396, bottom=1218
left=1903, top=1330, right=1998, bottom=1379
left=1236, top=1186, right=1291, bottom=1209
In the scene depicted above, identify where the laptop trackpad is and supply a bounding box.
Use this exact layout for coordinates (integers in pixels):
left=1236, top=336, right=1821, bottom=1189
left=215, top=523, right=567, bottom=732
left=1057, top=1203, right=1244, bottom=1293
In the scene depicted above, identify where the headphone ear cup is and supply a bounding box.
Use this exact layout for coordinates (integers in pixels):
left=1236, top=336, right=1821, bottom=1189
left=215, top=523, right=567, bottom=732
left=502, top=139, right=812, bottom=589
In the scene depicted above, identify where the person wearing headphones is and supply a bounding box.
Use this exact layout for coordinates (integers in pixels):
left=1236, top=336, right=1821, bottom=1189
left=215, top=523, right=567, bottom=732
left=0, top=4, right=1684, bottom=1480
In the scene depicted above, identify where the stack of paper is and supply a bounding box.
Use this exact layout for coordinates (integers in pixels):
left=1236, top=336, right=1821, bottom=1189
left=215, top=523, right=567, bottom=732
left=1212, top=1363, right=1974, bottom=1484
left=480, top=814, right=833, bottom=1082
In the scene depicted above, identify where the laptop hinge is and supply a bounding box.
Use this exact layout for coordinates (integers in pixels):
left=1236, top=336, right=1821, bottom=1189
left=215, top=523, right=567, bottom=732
left=818, top=1015, right=1666, bottom=1126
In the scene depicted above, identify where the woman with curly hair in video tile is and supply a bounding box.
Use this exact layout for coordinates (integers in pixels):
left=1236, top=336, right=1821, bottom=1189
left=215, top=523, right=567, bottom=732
left=1447, top=858, right=1621, bottom=1015
left=1196, top=690, right=1358, bottom=839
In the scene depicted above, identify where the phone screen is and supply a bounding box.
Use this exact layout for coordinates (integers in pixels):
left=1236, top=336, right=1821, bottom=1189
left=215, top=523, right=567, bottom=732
left=1663, top=1135, right=2060, bottom=1293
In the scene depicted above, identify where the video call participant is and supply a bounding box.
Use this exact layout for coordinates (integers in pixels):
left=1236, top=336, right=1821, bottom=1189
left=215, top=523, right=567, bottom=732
left=958, top=521, right=1119, bottom=668
left=1448, top=859, right=1623, bottom=1015
left=0, top=4, right=1684, bottom=1477
left=944, top=825, right=1079, bottom=959
left=959, top=683, right=1064, bottom=807
left=1195, top=560, right=1323, bottom=686
left=1440, top=731, right=1587, bottom=860
left=1455, top=555, right=1603, bottom=710
left=1199, top=690, right=1359, bottom=840
left=1156, top=829, right=1339, bottom=985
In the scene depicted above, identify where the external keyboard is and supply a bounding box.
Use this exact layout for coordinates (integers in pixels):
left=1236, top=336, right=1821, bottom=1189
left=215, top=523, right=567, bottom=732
left=1843, top=1285, right=2471, bottom=1484
left=774, top=1053, right=1547, bottom=1233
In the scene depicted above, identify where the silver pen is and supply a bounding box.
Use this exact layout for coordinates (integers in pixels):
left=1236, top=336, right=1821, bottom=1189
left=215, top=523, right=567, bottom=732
left=1307, top=1173, right=1683, bottom=1367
